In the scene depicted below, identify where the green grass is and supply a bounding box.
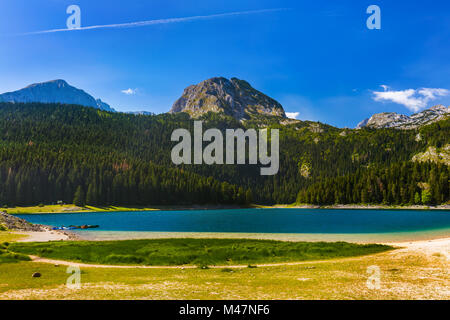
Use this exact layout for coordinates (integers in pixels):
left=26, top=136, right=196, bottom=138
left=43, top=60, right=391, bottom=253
left=0, top=243, right=30, bottom=264
left=4, top=204, right=160, bottom=214
left=4, top=204, right=83, bottom=214
left=6, top=204, right=250, bottom=214
left=4, top=204, right=234, bottom=214
left=9, top=239, right=392, bottom=266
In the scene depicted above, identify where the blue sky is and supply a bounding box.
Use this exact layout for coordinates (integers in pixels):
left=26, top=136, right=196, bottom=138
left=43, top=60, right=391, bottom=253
left=0, top=0, right=449, bottom=127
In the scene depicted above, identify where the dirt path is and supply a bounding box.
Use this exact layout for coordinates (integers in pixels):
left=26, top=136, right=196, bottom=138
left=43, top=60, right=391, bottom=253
left=29, top=253, right=382, bottom=269
left=27, top=237, right=449, bottom=269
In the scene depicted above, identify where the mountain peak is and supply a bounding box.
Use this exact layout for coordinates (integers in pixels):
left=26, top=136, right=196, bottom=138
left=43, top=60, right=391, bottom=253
left=170, top=77, right=286, bottom=119
left=0, top=80, right=115, bottom=112
left=357, top=105, right=449, bottom=129
left=23, top=79, right=69, bottom=89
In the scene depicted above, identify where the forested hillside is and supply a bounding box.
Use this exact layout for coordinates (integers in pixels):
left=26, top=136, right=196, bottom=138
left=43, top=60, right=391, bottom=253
left=0, top=102, right=448, bottom=206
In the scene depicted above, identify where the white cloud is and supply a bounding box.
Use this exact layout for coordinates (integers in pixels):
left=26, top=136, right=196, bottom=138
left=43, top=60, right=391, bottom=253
left=121, top=88, right=137, bottom=95
left=372, top=87, right=449, bottom=112
left=286, top=112, right=300, bottom=119
left=418, top=88, right=449, bottom=100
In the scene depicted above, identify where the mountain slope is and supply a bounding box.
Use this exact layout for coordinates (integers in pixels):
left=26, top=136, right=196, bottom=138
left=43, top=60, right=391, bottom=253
left=0, top=102, right=448, bottom=206
left=170, top=77, right=286, bottom=119
left=0, top=80, right=115, bottom=112
left=357, top=105, right=449, bottom=129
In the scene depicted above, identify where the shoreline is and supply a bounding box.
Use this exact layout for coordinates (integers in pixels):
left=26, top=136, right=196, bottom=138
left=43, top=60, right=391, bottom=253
left=73, top=230, right=450, bottom=243
left=6, top=203, right=450, bottom=215
left=13, top=229, right=450, bottom=244
left=271, top=204, right=450, bottom=210
left=14, top=229, right=78, bottom=242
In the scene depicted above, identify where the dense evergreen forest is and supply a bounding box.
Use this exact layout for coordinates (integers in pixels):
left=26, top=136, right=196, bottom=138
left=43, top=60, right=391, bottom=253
left=0, top=102, right=448, bottom=206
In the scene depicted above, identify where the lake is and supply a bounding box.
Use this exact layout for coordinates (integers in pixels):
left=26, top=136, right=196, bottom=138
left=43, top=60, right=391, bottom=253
left=16, top=208, right=450, bottom=242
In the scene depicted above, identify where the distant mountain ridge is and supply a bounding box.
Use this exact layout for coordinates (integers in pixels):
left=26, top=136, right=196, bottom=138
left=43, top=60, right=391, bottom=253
left=127, top=111, right=155, bottom=116
left=0, top=80, right=115, bottom=112
left=357, top=105, right=450, bottom=129
left=3, top=79, right=448, bottom=130
left=170, top=77, right=286, bottom=120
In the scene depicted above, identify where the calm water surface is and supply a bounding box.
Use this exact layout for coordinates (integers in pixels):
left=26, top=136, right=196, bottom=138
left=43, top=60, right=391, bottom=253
left=17, top=209, right=450, bottom=235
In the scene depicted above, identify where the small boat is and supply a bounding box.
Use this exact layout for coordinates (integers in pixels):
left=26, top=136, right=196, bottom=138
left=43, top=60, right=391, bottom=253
left=81, top=225, right=100, bottom=229
left=52, top=226, right=75, bottom=231
left=53, top=225, right=99, bottom=230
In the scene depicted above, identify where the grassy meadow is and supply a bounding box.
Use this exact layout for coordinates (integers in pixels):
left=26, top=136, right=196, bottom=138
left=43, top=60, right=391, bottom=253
left=0, top=247, right=448, bottom=300
left=0, top=230, right=447, bottom=300
left=0, top=241, right=30, bottom=264
left=8, top=239, right=392, bottom=267
left=3, top=204, right=160, bottom=214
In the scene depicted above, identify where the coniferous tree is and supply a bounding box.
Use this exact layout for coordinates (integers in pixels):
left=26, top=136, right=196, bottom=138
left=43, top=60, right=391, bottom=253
left=73, top=186, right=86, bottom=207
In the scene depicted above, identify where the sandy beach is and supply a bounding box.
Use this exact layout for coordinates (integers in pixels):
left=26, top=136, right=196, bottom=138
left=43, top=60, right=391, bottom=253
left=66, top=228, right=450, bottom=243
left=15, top=230, right=78, bottom=242
left=385, top=237, right=450, bottom=261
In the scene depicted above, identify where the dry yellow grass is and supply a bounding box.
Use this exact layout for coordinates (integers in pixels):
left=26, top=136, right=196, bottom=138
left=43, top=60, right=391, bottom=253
left=0, top=232, right=27, bottom=243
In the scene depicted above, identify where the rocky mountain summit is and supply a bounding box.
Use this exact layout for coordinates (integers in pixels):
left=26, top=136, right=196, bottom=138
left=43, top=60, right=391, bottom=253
left=170, top=77, right=286, bottom=119
left=0, top=79, right=115, bottom=112
left=357, top=105, right=449, bottom=129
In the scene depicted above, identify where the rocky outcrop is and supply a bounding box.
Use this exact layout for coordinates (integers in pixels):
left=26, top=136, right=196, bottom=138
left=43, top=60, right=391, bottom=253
left=170, top=77, right=286, bottom=120
left=0, top=212, right=79, bottom=240
left=412, top=144, right=450, bottom=166
left=357, top=105, right=449, bottom=129
left=0, top=212, right=45, bottom=231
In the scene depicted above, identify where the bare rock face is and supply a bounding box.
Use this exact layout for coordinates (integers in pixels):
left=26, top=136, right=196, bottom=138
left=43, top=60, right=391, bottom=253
left=412, top=144, right=450, bottom=166
left=0, top=212, right=45, bottom=231
left=170, top=77, right=286, bottom=119
left=357, top=105, right=449, bottom=129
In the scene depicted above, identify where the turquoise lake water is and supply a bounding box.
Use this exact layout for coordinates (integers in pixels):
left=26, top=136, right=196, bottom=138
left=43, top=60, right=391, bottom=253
left=17, top=209, right=450, bottom=237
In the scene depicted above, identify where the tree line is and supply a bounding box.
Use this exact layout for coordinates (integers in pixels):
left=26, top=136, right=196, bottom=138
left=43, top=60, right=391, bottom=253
left=296, top=161, right=449, bottom=205
left=0, top=102, right=448, bottom=206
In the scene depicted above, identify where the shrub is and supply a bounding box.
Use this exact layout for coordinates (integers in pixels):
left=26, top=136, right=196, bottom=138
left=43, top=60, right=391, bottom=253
left=104, top=254, right=144, bottom=265
left=37, top=248, right=54, bottom=254
left=0, top=249, right=31, bottom=263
